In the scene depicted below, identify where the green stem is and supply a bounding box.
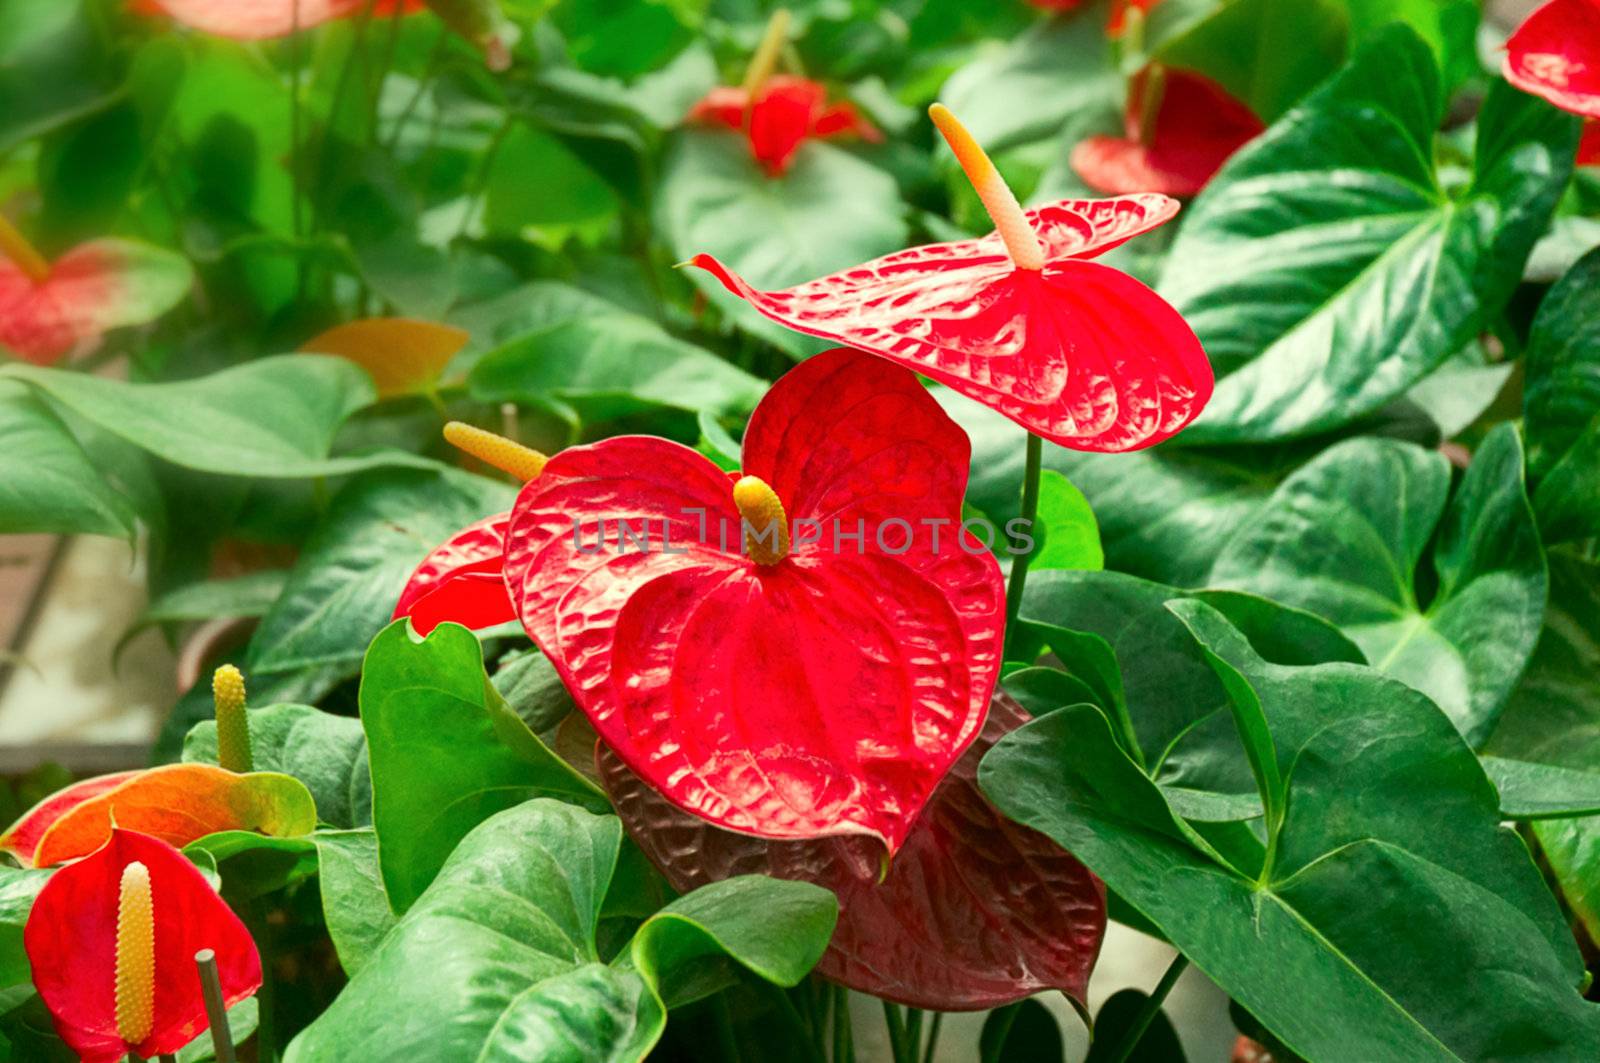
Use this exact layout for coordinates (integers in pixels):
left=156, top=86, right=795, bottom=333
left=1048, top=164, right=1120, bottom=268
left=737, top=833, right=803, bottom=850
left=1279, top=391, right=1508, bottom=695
left=288, top=1, right=306, bottom=300
left=770, top=985, right=827, bottom=1063
left=920, top=1012, right=943, bottom=1063
left=245, top=900, right=280, bottom=1063
left=384, top=25, right=447, bottom=153
left=832, top=986, right=853, bottom=1063
left=882, top=1001, right=909, bottom=1063
left=904, top=1008, right=924, bottom=1060
left=711, top=992, right=741, bottom=1063
left=1106, top=954, right=1189, bottom=1063
left=453, top=113, right=514, bottom=243
left=1003, top=432, right=1044, bottom=658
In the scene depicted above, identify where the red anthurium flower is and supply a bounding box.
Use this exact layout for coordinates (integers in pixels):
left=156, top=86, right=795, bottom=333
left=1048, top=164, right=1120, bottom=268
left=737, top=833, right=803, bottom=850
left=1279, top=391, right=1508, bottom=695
left=0, top=772, right=141, bottom=865
left=599, top=690, right=1106, bottom=1009
left=499, top=348, right=1004, bottom=853
left=0, top=223, right=192, bottom=366
left=390, top=421, right=555, bottom=635
left=1072, top=66, right=1264, bottom=198
left=690, top=104, right=1211, bottom=452
left=1581, top=120, right=1600, bottom=165
left=1504, top=0, right=1600, bottom=119
left=25, top=829, right=261, bottom=1063
left=688, top=75, right=882, bottom=176
left=131, top=0, right=422, bottom=39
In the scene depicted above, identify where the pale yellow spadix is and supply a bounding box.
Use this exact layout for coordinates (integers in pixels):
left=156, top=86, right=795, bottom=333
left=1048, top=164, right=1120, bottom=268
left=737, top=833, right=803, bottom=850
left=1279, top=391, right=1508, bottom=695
left=443, top=421, right=549, bottom=482
left=740, top=8, right=792, bottom=97
left=733, top=475, right=789, bottom=565
left=114, top=861, right=155, bottom=1045
left=928, top=103, right=1045, bottom=271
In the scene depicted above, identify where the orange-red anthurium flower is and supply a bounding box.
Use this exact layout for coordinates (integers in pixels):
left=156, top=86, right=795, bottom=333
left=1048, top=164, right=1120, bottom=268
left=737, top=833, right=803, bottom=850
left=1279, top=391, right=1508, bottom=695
left=130, top=0, right=423, bottom=39
left=1504, top=0, right=1600, bottom=119
left=24, top=829, right=261, bottom=1063
left=1073, top=66, right=1264, bottom=198
left=0, top=222, right=192, bottom=366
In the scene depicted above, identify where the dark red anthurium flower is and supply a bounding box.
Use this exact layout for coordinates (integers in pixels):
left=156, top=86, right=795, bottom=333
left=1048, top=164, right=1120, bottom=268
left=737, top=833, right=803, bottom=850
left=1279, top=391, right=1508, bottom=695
left=24, top=829, right=261, bottom=1063
left=1504, top=0, right=1600, bottom=119
left=0, top=221, right=192, bottom=366
left=688, top=75, right=882, bottom=176
left=498, top=348, right=1004, bottom=853
left=130, top=0, right=422, bottom=39
left=690, top=104, right=1211, bottom=452
left=1582, top=120, right=1600, bottom=165
left=1073, top=65, right=1264, bottom=198
left=599, top=690, right=1106, bottom=1010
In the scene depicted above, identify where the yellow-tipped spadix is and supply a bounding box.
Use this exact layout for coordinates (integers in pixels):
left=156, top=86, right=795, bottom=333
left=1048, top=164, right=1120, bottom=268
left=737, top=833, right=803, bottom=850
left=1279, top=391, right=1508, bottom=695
left=0, top=214, right=50, bottom=284
left=733, top=475, right=789, bottom=565
left=740, top=8, right=792, bottom=97
left=212, top=664, right=253, bottom=773
left=928, top=103, right=1045, bottom=271
left=444, top=421, right=548, bottom=482
left=114, top=861, right=155, bottom=1045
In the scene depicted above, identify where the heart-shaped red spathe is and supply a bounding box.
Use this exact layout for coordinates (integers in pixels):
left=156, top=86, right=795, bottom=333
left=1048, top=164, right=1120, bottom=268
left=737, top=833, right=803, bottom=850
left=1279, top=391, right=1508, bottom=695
left=0, top=771, right=141, bottom=864
left=392, top=511, right=516, bottom=635
left=689, top=196, right=1211, bottom=452
left=688, top=75, right=881, bottom=177
left=24, top=829, right=261, bottom=1063
left=501, top=348, right=1004, bottom=853
left=1073, top=67, right=1264, bottom=198
left=0, top=239, right=191, bottom=366
left=598, top=691, right=1106, bottom=1009
left=131, top=0, right=422, bottom=39
left=1504, top=0, right=1600, bottom=119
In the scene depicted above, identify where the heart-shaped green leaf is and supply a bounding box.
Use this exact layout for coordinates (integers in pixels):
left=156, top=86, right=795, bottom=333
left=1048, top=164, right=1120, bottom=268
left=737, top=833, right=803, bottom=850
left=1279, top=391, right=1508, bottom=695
left=981, top=602, right=1600, bottom=1062
left=0, top=380, right=136, bottom=539
left=360, top=621, right=608, bottom=913
left=284, top=800, right=837, bottom=1062
left=1161, top=27, right=1578, bottom=444
left=1209, top=426, right=1545, bottom=745
left=1524, top=246, right=1600, bottom=544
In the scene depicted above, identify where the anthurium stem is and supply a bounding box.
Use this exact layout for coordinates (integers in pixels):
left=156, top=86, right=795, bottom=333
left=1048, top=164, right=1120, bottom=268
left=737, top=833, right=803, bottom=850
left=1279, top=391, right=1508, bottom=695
left=195, top=948, right=237, bottom=1063
left=1136, top=64, right=1167, bottom=150
left=920, top=1012, right=943, bottom=1063
left=832, top=985, right=855, bottom=1063
left=928, top=103, right=1044, bottom=271
left=1004, top=432, right=1044, bottom=657
left=1106, top=953, right=1189, bottom=1063
left=881, top=1000, right=909, bottom=1063
left=740, top=8, right=792, bottom=97
left=0, top=213, right=50, bottom=283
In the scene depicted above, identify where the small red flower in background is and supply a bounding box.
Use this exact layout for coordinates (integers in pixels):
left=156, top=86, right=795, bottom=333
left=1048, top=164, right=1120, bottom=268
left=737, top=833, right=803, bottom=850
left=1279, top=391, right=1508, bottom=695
left=1108, top=0, right=1160, bottom=37
left=130, top=0, right=422, bottom=39
left=600, top=691, right=1106, bottom=1010
left=25, top=830, right=261, bottom=1063
left=496, top=348, right=1004, bottom=853
left=0, top=223, right=192, bottom=366
left=1504, top=0, right=1600, bottom=119
left=1073, top=66, right=1264, bottom=198
left=688, top=75, right=882, bottom=176
left=691, top=104, right=1211, bottom=452
left=1582, top=120, right=1600, bottom=165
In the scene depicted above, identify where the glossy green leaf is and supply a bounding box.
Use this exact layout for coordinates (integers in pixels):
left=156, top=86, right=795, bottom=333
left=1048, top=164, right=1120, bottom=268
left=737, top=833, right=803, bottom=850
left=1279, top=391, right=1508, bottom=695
left=140, top=570, right=288, bottom=626
left=1153, top=0, right=1347, bottom=121
left=467, top=281, right=765, bottom=421
left=981, top=602, right=1599, bottom=1062
left=1485, top=553, right=1600, bottom=947
left=0, top=356, right=425, bottom=478
left=174, top=999, right=258, bottom=1063
left=184, top=703, right=372, bottom=829
left=492, top=648, right=577, bottom=736
left=360, top=621, right=608, bottom=913
left=0, top=381, right=136, bottom=539
left=1084, top=989, right=1185, bottom=1063
left=1161, top=29, right=1578, bottom=444
left=655, top=131, right=907, bottom=357
left=1031, top=470, right=1103, bottom=572
left=246, top=465, right=514, bottom=679
left=313, top=828, right=395, bottom=978
left=183, top=831, right=319, bottom=900
left=1524, top=246, right=1600, bottom=543
left=1481, top=757, right=1600, bottom=820
left=1018, top=568, right=1362, bottom=803
left=944, top=388, right=1283, bottom=587
left=1209, top=427, right=1545, bottom=745
left=285, top=800, right=837, bottom=1062
left=0, top=867, right=49, bottom=989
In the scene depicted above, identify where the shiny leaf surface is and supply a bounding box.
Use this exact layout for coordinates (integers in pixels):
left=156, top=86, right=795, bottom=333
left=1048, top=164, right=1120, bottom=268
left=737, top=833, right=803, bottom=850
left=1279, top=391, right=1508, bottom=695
left=1524, top=246, right=1600, bottom=542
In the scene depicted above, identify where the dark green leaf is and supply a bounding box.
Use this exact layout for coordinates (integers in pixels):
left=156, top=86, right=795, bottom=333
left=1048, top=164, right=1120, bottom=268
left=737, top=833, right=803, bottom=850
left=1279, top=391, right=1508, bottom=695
left=1209, top=427, right=1545, bottom=745
left=246, top=465, right=513, bottom=679
left=1480, top=757, right=1600, bottom=820
left=1085, top=988, right=1185, bottom=1063
left=1524, top=246, right=1600, bottom=543
left=979, top=998, right=1064, bottom=1063
left=981, top=602, right=1597, bottom=1062
left=1161, top=29, right=1578, bottom=444
left=360, top=621, right=608, bottom=913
